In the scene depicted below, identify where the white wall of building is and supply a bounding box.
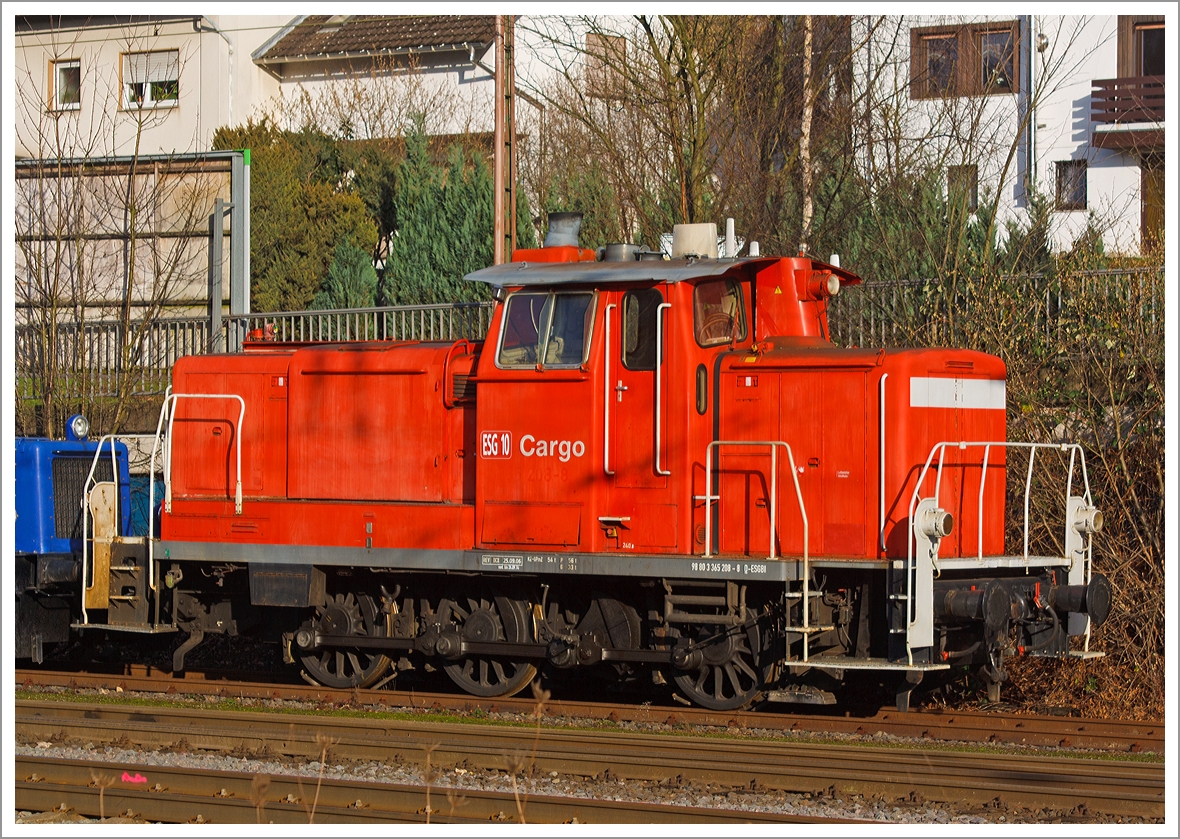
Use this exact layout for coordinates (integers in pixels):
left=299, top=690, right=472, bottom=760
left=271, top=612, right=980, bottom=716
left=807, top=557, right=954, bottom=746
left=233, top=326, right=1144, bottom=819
left=1029, top=16, right=1141, bottom=252
left=267, top=49, right=498, bottom=139
left=15, top=16, right=288, bottom=158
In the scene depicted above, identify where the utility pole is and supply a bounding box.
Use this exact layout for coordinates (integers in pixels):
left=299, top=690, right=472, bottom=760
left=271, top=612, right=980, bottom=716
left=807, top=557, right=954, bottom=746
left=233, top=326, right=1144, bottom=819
left=800, top=15, right=814, bottom=254
left=493, top=15, right=516, bottom=265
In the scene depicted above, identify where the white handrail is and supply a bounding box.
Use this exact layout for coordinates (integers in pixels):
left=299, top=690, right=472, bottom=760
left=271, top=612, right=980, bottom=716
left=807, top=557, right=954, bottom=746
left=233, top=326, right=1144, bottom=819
left=603, top=303, right=615, bottom=476
left=703, top=440, right=807, bottom=563
left=977, top=444, right=991, bottom=563
left=654, top=302, right=671, bottom=476
left=878, top=373, right=888, bottom=551
left=79, top=435, right=122, bottom=626
left=163, top=392, right=247, bottom=515
left=147, top=386, right=173, bottom=590
left=79, top=432, right=161, bottom=624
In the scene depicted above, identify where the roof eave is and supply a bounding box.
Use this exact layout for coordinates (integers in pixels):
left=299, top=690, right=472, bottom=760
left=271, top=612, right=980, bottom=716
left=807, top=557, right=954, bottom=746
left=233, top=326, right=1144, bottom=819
left=464, top=257, right=789, bottom=288
left=254, top=41, right=492, bottom=68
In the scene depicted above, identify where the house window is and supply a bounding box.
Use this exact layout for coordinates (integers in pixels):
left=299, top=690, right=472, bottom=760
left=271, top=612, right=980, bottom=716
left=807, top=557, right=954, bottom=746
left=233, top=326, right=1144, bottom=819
left=50, top=59, right=81, bottom=110
left=979, top=29, right=1015, bottom=92
left=1117, top=16, right=1165, bottom=78
left=585, top=33, right=626, bottom=100
left=947, top=165, right=979, bottom=212
left=911, top=21, right=1019, bottom=99
left=923, top=34, right=959, bottom=95
left=1137, top=23, right=1164, bottom=76
left=123, top=50, right=179, bottom=108
left=1055, top=161, right=1088, bottom=211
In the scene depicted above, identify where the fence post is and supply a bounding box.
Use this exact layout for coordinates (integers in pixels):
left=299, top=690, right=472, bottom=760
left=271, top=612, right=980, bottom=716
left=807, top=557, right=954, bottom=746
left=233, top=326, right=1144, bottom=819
left=209, top=198, right=225, bottom=353
left=229, top=152, right=247, bottom=352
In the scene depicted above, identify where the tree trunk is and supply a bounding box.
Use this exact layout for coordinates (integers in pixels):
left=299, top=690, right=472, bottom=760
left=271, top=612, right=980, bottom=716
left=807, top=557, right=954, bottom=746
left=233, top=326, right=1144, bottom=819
left=800, top=15, right=814, bottom=253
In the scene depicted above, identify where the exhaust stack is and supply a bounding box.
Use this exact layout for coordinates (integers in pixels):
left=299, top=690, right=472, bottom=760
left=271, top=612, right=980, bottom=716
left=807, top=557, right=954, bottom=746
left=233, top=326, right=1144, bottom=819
left=544, top=212, right=583, bottom=248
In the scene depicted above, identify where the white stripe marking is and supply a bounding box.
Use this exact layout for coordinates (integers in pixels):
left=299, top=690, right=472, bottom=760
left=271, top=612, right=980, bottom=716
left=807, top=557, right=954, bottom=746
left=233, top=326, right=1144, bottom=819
left=909, top=377, right=1006, bottom=410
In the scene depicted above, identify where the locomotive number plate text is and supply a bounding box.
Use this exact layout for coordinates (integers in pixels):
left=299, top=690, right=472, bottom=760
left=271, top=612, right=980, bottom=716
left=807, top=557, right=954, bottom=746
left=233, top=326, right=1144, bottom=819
left=480, top=431, right=512, bottom=458
left=690, top=561, right=769, bottom=576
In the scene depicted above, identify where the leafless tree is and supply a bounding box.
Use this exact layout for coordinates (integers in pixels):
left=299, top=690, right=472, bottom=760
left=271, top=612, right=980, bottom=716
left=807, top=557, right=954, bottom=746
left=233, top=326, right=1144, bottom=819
left=266, top=54, right=467, bottom=140
left=15, top=24, right=223, bottom=436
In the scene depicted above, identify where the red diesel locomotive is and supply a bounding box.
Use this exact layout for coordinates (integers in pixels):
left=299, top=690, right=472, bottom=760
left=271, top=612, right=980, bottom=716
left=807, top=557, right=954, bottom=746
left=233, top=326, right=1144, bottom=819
left=74, top=217, right=1111, bottom=711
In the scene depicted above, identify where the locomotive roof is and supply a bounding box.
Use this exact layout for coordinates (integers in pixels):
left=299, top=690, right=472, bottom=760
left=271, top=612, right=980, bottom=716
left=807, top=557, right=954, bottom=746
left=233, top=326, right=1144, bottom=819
left=465, top=256, right=787, bottom=287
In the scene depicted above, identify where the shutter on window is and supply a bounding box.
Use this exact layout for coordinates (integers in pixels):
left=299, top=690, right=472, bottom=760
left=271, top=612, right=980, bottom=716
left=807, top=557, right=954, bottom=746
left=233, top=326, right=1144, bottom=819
left=148, top=50, right=179, bottom=83
left=125, top=51, right=178, bottom=83
left=125, top=53, right=149, bottom=83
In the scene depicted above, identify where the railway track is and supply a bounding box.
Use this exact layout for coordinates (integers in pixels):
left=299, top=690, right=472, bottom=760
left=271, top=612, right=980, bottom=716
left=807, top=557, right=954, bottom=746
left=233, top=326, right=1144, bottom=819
left=17, top=667, right=1164, bottom=754
left=15, top=698, right=1165, bottom=819
left=16, top=755, right=845, bottom=824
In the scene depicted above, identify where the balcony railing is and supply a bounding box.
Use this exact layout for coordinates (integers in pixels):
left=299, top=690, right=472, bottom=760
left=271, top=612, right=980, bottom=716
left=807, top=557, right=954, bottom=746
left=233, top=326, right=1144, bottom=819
left=1091, top=75, right=1164, bottom=124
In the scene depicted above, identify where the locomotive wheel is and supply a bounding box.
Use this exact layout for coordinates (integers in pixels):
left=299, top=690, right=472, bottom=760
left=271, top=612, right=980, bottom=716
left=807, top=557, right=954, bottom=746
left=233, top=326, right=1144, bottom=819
left=300, top=592, right=392, bottom=689
left=440, top=595, right=537, bottom=698
left=673, top=613, right=767, bottom=711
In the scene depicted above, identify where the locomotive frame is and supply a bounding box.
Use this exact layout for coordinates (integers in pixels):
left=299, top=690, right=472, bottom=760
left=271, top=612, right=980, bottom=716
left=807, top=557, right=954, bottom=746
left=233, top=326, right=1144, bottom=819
left=17, top=221, right=1113, bottom=712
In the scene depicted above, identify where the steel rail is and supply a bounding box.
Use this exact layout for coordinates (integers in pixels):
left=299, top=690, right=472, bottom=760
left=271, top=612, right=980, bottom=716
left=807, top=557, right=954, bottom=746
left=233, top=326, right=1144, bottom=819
left=15, top=700, right=1164, bottom=818
left=16, top=668, right=1163, bottom=753
left=16, top=756, right=841, bottom=824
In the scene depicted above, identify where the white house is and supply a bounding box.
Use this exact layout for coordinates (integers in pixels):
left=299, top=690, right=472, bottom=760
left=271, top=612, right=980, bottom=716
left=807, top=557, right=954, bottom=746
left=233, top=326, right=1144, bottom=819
left=14, top=14, right=290, bottom=159
left=14, top=14, right=517, bottom=156
left=856, top=13, right=1164, bottom=254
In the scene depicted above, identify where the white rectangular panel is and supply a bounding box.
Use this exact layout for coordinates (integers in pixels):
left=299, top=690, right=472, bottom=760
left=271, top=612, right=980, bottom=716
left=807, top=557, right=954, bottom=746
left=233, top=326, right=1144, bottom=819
left=909, top=377, right=1005, bottom=410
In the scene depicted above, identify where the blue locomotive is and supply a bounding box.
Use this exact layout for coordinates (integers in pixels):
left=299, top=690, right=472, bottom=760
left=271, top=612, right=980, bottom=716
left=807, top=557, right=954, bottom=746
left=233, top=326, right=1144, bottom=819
left=15, top=415, right=132, bottom=662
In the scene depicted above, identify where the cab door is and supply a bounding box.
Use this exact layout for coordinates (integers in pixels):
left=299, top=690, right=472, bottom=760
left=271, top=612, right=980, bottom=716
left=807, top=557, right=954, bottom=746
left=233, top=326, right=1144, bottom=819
left=602, top=286, right=677, bottom=549
left=611, top=287, right=668, bottom=488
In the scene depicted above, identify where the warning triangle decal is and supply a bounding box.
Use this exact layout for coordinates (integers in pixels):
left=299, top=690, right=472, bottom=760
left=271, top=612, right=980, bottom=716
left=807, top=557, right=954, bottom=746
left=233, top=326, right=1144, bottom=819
left=774, top=286, right=782, bottom=294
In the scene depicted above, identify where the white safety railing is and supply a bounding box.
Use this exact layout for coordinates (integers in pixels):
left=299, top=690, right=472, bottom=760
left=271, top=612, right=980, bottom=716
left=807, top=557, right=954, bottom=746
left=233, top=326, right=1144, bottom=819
left=699, top=440, right=816, bottom=658
left=904, top=440, right=1094, bottom=662
left=603, top=303, right=616, bottom=476
left=161, top=392, right=246, bottom=516
left=144, top=390, right=245, bottom=601
left=79, top=432, right=161, bottom=625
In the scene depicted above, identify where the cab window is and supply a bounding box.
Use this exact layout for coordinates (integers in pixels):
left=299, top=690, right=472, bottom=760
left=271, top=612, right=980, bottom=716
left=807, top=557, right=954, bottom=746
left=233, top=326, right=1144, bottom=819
left=498, top=291, right=596, bottom=368
left=622, top=288, right=663, bottom=371
left=693, top=279, right=746, bottom=347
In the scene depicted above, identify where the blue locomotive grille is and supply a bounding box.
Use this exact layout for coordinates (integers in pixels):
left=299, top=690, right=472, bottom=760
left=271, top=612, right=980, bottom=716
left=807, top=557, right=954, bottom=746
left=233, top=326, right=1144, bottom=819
left=52, top=455, right=114, bottom=540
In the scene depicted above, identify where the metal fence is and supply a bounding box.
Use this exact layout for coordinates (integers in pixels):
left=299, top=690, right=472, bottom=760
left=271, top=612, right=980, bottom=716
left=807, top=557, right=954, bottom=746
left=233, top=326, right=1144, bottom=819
left=235, top=301, right=494, bottom=344
left=16, top=301, right=495, bottom=401
left=827, top=267, right=1163, bottom=350
left=17, top=268, right=1161, bottom=403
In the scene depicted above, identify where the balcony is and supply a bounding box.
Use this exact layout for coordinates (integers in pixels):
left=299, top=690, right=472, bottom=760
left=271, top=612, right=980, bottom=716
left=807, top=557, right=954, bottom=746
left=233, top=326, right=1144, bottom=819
left=1091, top=75, right=1164, bottom=151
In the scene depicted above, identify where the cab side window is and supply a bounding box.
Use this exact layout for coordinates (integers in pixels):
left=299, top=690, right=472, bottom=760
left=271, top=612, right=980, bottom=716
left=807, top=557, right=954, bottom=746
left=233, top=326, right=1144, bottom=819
left=622, top=288, right=663, bottom=370
left=546, top=293, right=595, bottom=365
left=693, top=279, right=746, bottom=347
left=498, top=291, right=596, bottom=368
left=498, top=292, right=549, bottom=365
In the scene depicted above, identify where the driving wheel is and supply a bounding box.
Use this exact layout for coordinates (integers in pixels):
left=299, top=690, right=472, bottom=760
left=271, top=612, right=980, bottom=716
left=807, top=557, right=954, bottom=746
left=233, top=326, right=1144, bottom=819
left=439, top=594, right=537, bottom=697
left=300, top=592, right=392, bottom=689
